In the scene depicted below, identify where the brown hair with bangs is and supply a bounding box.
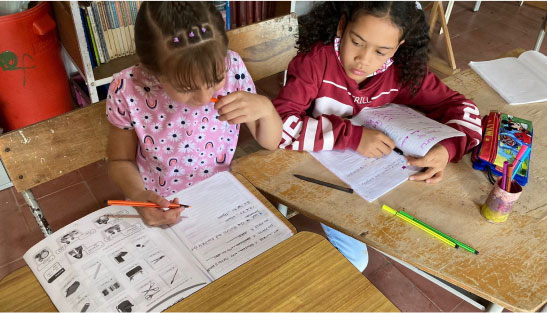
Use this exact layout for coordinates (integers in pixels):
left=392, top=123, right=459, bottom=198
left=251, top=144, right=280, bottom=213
left=135, top=1, right=228, bottom=91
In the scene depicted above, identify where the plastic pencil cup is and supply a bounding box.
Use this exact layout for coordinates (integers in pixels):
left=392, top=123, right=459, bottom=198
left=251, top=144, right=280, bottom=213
left=481, top=178, right=522, bottom=223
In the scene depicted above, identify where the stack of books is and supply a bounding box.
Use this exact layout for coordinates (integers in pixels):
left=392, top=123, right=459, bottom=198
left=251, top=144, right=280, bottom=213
left=78, top=2, right=142, bottom=68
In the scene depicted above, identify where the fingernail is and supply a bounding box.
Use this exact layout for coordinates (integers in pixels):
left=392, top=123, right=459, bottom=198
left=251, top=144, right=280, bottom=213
left=409, top=177, right=414, bottom=181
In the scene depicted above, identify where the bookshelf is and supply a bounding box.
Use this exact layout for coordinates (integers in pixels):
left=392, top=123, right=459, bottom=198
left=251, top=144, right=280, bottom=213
left=53, top=2, right=138, bottom=103
left=52, top=1, right=293, bottom=104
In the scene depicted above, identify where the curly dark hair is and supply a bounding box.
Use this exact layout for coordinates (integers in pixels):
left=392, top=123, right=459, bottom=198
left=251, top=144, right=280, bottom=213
left=135, top=2, right=228, bottom=91
left=298, top=2, right=430, bottom=94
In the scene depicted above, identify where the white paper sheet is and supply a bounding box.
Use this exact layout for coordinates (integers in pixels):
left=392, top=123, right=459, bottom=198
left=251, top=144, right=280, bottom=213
left=169, top=171, right=294, bottom=279
left=350, top=103, right=465, bottom=157
left=312, top=149, right=421, bottom=202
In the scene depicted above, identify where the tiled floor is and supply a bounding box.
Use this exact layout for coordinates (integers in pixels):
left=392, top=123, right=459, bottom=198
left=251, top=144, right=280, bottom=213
left=1, top=1, right=545, bottom=311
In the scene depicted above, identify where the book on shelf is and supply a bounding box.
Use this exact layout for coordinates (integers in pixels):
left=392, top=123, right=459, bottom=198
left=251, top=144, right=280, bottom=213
left=469, top=50, right=547, bottom=105
left=214, top=1, right=234, bottom=31
left=311, top=103, right=465, bottom=202
left=77, top=1, right=141, bottom=67
left=246, top=1, right=254, bottom=24
left=86, top=6, right=105, bottom=64
left=90, top=3, right=110, bottom=62
left=85, top=8, right=101, bottom=65
left=225, top=1, right=231, bottom=30
left=23, top=172, right=293, bottom=312
left=78, top=7, right=96, bottom=68
left=228, top=1, right=277, bottom=29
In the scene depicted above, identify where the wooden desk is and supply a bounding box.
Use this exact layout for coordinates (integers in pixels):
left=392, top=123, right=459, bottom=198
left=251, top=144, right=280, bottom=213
left=0, top=232, right=397, bottom=312
left=231, top=50, right=547, bottom=312
left=0, top=173, right=397, bottom=312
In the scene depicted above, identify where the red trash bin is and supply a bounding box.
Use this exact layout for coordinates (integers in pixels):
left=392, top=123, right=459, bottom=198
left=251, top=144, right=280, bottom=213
left=0, top=1, right=73, bottom=131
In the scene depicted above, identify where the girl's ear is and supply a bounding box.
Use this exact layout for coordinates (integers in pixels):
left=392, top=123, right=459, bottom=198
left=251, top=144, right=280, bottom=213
left=336, top=15, right=347, bottom=38
left=390, top=39, right=405, bottom=57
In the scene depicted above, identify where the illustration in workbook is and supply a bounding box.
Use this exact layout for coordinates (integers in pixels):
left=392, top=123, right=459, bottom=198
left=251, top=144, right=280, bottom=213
left=24, top=172, right=293, bottom=312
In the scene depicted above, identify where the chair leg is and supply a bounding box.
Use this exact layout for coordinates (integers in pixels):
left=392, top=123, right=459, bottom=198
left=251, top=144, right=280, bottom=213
left=439, top=1, right=454, bottom=35
left=21, top=190, right=52, bottom=237
left=535, top=14, right=546, bottom=51
left=473, top=1, right=481, bottom=12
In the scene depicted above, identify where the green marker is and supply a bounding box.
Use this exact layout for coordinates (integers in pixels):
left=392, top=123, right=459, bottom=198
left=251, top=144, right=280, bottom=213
left=398, top=210, right=479, bottom=255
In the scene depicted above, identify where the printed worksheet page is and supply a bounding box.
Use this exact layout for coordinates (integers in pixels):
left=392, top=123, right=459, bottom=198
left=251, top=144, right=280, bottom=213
left=169, top=171, right=294, bottom=279
left=23, top=205, right=211, bottom=312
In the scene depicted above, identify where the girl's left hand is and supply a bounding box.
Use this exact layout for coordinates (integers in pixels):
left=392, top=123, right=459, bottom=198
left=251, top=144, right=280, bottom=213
left=406, top=144, right=450, bottom=183
left=214, top=91, right=276, bottom=124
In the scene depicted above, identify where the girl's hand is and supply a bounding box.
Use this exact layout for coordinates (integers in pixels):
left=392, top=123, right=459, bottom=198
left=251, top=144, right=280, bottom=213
left=356, top=128, right=395, bottom=158
left=132, top=190, right=185, bottom=226
left=406, top=144, right=450, bottom=183
left=215, top=91, right=275, bottom=124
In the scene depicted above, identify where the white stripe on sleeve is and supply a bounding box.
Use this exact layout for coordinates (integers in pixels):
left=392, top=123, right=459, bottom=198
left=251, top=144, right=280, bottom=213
left=313, top=97, right=354, bottom=118
left=445, top=119, right=483, bottom=136
left=321, top=117, right=334, bottom=150
left=280, top=116, right=303, bottom=149
left=303, top=119, right=318, bottom=151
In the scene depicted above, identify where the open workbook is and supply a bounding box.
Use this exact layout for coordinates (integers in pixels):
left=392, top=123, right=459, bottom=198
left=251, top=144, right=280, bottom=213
left=311, top=103, right=464, bottom=202
left=23, top=172, right=293, bottom=312
left=469, top=50, right=547, bottom=105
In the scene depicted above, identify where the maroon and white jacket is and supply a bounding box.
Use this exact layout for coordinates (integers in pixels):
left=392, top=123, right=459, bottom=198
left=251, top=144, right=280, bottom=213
left=273, top=43, right=482, bottom=162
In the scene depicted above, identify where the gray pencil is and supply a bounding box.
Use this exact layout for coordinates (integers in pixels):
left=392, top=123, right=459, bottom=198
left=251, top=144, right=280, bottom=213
left=294, top=174, right=353, bottom=193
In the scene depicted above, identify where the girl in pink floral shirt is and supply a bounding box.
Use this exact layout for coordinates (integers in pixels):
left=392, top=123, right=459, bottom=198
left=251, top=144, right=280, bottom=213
left=106, top=2, right=282, bottom=226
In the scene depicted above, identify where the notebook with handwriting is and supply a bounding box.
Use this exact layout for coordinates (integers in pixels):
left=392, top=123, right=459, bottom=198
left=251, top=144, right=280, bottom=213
left=311, top=103, right=464, bottom=202
left=23, top=172, right=293, bottom=312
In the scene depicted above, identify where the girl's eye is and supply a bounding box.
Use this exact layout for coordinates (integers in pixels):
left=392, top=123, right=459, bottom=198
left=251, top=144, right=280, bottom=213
left=376, top=51, right=386, bottom=56
left=352, top=40, right=360, bottom=46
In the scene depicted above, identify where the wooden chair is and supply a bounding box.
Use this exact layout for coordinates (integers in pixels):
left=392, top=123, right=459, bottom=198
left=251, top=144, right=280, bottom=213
left=425, top=1, right=459, bottom=76
left=0, top=13, right=298, bottom=237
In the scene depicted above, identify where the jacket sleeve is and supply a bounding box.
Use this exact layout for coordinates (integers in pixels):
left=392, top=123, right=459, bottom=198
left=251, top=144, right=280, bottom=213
left=393, top=71, right=482, bottom=162
left=273, top=51, right=363, bottom=152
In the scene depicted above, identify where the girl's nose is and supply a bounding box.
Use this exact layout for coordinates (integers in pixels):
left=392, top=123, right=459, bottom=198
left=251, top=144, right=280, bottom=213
left=356, top=49, right=372, bottom=66
left=193, top=89, right=212, bottom=105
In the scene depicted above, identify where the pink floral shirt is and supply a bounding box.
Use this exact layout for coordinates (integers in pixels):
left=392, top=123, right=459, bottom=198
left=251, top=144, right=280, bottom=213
left=106, top=50, right=255, bottom=197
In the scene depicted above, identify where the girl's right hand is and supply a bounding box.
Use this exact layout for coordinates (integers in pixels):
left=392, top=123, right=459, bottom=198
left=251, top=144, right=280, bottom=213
left=356, top=128, right=395, bottom=158
left=132, top=190, right=185, bottom=226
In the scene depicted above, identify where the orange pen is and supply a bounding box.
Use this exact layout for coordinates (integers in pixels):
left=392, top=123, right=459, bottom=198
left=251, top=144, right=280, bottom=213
left=210, top=98, right=219, bottom=103
left=106, top=200, right=191, bottom=209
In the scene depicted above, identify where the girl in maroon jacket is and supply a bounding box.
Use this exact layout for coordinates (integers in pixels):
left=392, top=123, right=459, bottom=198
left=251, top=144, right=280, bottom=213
left=275, top=2, right=482, bottom=183
left=274, top=2, right=482, bottom=271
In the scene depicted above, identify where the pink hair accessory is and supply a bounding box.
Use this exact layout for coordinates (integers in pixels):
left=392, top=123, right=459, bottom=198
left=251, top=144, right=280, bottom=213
left=173, top=37, right=179, bottom=43
left=189, top=31, right=195, bottom=38
left=201, top=27, right=206, bottom=33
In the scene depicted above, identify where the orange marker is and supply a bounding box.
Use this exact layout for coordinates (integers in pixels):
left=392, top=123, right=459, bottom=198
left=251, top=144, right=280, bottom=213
left=106, top=200, right=190, bottom=209
left=210, top=98, right=219, bottom=103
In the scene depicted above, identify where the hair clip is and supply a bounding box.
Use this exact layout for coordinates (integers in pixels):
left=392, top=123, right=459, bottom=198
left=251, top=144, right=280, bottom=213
left=173, top=37, right=179, bottom=43
left=189, top=31, right=195, bottom=38
left=201, top=27, right=206, bottom=33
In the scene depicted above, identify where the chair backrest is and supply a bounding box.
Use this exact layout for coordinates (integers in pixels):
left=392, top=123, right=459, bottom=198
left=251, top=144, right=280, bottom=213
left=0, top=13, right=299, bottom=193
left=227, top=13, right=298, bottom=81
